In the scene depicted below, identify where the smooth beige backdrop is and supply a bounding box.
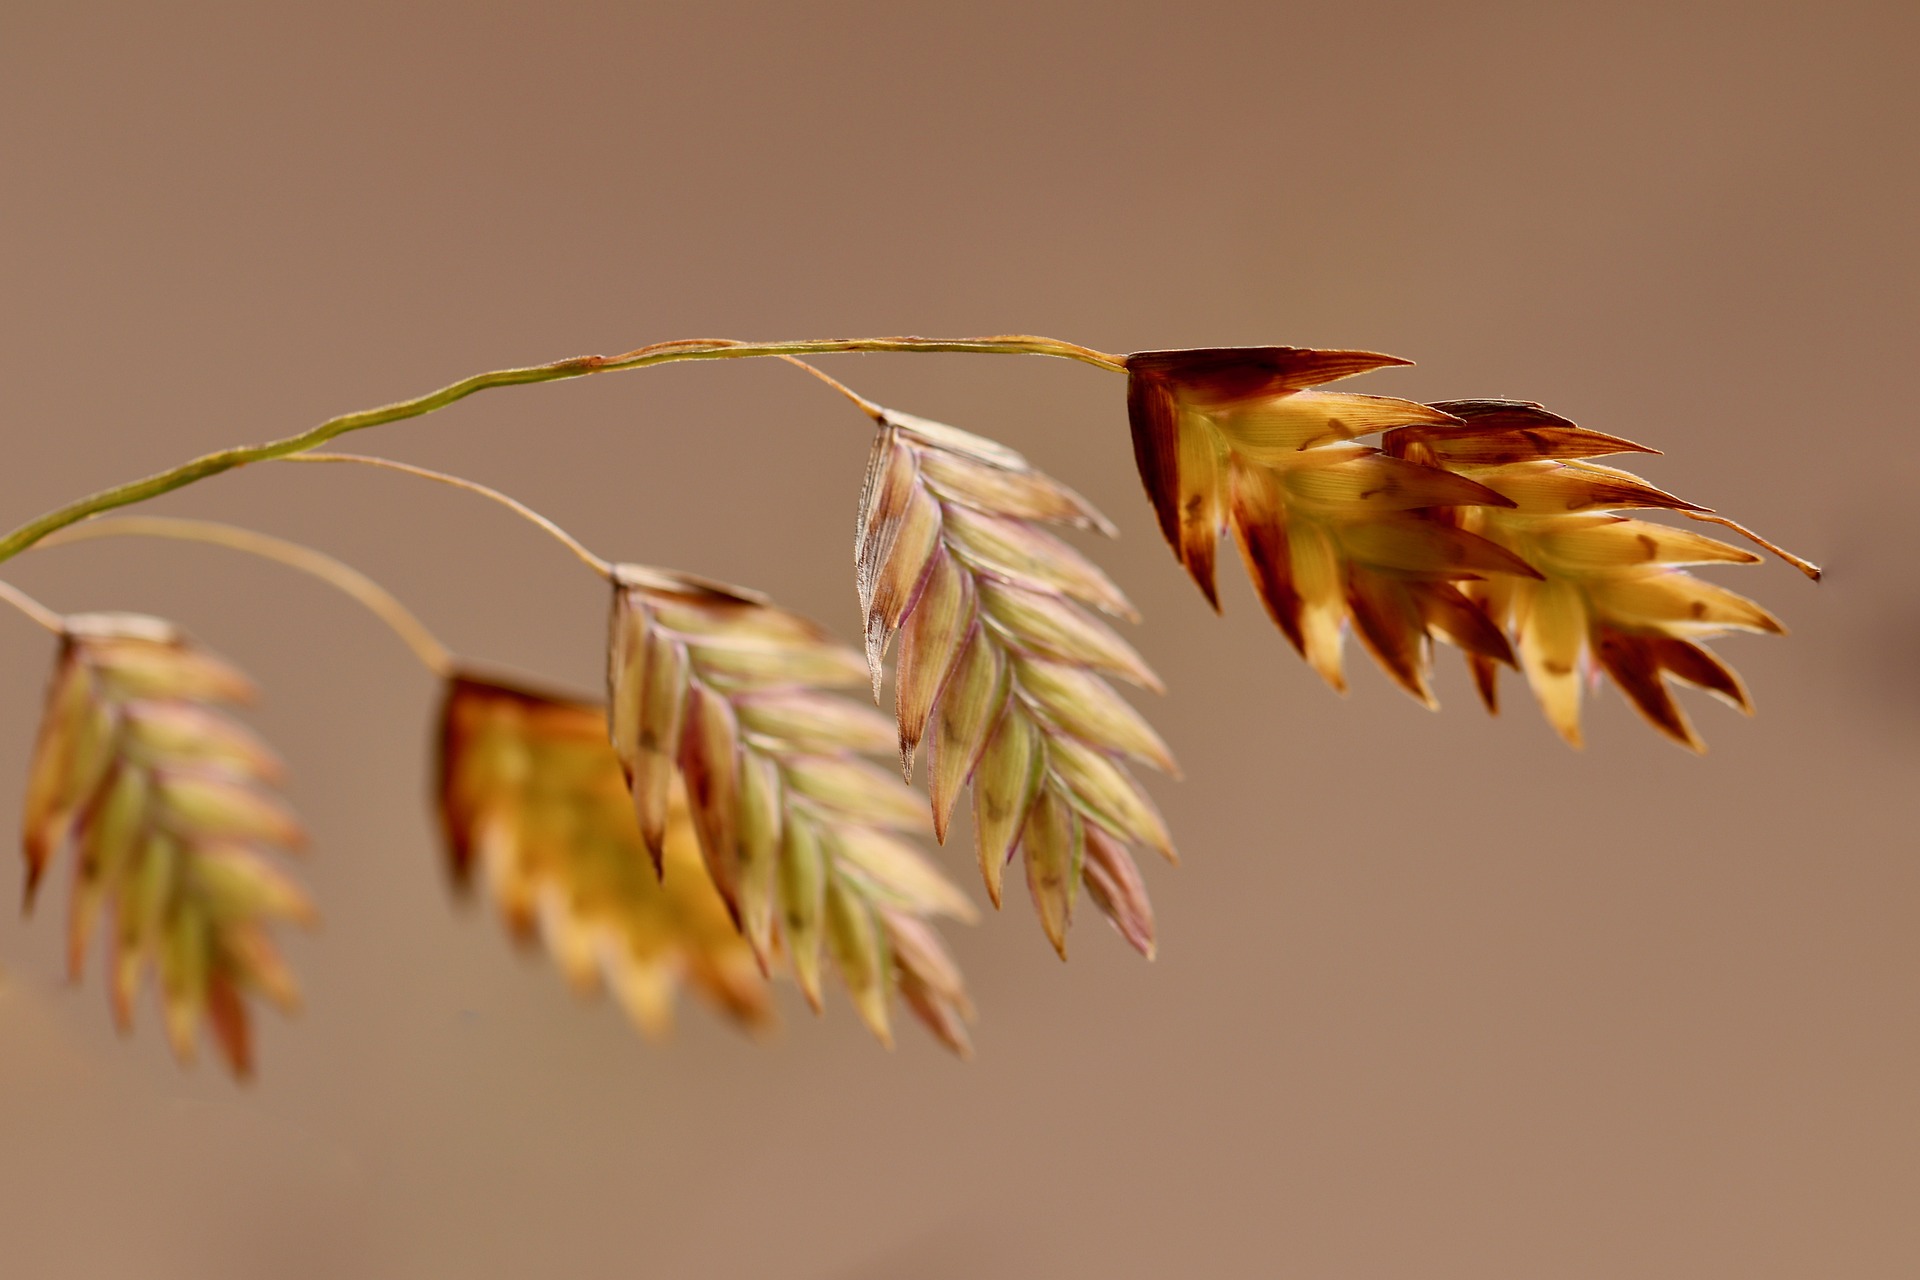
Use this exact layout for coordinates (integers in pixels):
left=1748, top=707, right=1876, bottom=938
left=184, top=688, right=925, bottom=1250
left=2, top=3, right=1915, bottom=1277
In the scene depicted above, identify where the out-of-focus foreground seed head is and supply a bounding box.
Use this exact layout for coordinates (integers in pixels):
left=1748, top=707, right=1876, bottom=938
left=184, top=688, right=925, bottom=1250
left=436, top=673, right=774, bottom=1036
left=22, top=613, right=313, bottom=1078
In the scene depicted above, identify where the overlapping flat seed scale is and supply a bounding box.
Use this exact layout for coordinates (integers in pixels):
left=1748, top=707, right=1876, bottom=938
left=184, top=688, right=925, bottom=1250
left=601, top=571, right=975, bottom=1051
left=849, top=406, right=1175, bottom=960
left=1222, top=445, right=1535, bottom=705
left=1124, top=349, right=1536, bottom=706
left=1385, top=400, right=1791, bottom=750
left=1124, top=347, right=1457, bottom=608
left=22, top=614, right=312, bottom=1079
left=858, top=414, right=1127, bottom=738
left=436, top=674, right=775, bottom=1039
left=609, top=568, right=864, bottom=872
left=884, top=910, right=975, bottom=1057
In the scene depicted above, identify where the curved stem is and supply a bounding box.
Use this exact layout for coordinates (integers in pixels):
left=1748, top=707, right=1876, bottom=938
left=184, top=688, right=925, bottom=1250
left=0, top=579, right=65, bottom=634
left=282, top=453, right=614, bottom=579
left=36, top=517, right=455, bottom=676
left=0, top=335, right=1126, bottom=564
left=1681, top=511, right=1823, bottom=582
left=774, top=355, right=886, bottom=421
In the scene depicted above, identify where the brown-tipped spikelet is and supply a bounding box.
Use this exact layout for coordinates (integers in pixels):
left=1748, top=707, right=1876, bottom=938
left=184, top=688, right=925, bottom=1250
left=436, top=673, right=774, bottom=1037
left=854, top=407, right=1171, bottom=960
left=1126, top=347, right=1541, bottom=705
left=605, top=567, right=975, bottom=1053
left=21, top=613, right=312, bottom=1079
left=1384, top=401, right=1801, bottom=750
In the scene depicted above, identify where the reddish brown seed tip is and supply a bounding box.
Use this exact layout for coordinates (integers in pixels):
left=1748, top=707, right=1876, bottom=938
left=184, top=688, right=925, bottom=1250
left=1125, top=347, right=1418, bottom=397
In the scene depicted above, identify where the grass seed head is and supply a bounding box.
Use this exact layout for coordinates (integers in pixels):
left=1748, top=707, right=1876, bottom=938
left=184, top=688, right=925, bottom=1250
left=601, top=568, right=975, bottom=1050
left=22, top=613, right=311, bottom=1079
left=1386, top=400, right=1793, bottom=751
left=854, top=407, right=1173, bottom=960
left=1125, top=346, right=1540, bottom=706
left=435, top=673, right=774, bottom=1038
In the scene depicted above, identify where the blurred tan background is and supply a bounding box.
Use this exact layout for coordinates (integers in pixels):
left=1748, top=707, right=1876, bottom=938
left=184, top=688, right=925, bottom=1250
left=2, top=2, right=1916, bottom=1276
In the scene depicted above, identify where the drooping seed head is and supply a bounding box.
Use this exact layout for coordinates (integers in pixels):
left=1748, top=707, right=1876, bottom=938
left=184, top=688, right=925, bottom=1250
left=1384, top=400, right=1799, bottom=750
left=852, top=404, right=1174, bottom=960
left=22, top=612, right=311, bottom=1079
left=436, top=672, right=774, bottom=1037
left=599, top=566, right=976, bottom=1051
left=1124, top=348, right=1539, bottom=705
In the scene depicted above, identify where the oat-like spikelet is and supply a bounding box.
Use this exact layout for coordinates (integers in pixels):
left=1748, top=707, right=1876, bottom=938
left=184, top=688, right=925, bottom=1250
left=854, top=407, right=1172, bottom=960
left=1385, top=400, right=1802, bottom=750
left=1125, top=347, right=1540, bottom=704
left=605, top=568, right=975, bottom=1053
left=436, top=673, right=775, bottom=1037
left=22, top=613, right=312, bottom=1079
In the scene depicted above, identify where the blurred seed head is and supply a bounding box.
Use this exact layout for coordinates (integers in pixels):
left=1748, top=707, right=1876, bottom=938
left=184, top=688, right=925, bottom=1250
left=22, top=612, right=311, bottom=1079
left=436, top=673, right=774, bottom=1037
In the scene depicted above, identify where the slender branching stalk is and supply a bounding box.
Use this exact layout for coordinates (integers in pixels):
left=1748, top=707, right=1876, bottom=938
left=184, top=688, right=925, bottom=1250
left=775, top=354, right=888, bottom=421
left=37, top=516, right=455, bottom=676
left=0, top=579, right=67, bottom=634
left=0, top=327, right=1821, bottom=1078
left=0, top=335, right=1123, bottom=565
left=281, top=453, right=615, bottom=579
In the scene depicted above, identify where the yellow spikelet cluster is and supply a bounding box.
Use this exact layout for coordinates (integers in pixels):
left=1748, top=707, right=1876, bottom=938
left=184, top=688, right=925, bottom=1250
left=1126, top=348, right=1806, bottom=748
left=606, top=567, right=976, bottom=1053
left=1385, top=400, right=1796, bottom=750
left=855, top=408, right=1170, bottom=959
left=436, top=673, right=774, bottom=1037
left=1126, top=347, right=1539, bottom=704
left=23, top=613, right=313, bottom=1078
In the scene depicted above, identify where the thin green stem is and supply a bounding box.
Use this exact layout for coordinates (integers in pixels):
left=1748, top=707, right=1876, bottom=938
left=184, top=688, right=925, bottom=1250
left=0, top=335, right=1125, bottom=565
left=282, top=453, right=614, bottom=579
left=0, top=579, right=65, bottom=633
left=36, top=517, right=455, bottom=676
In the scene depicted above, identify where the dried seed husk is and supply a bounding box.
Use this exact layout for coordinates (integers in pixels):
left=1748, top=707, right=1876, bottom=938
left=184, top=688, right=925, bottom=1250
left=928, top=627, right=1008, bottom=841
left=1127, top=346, right=1540, bottom=705
left=1082, top=824, right=1157, bottom=959
left=885, top=910, right=974, bottom=1057
left=850, top=408, right=1175, bottom=955
left=601, top=568, right=974, bottom=1051
left=435, top=674, right=776, bottom=1039
left=21, top=615, right=312, bottom=1079
left=1383, top=399, right=1804, bottom=750
left=825, top=872, right=892, bottom=1047
left=969, top=708, right=1044, bottom=908
left=1021, top=788, right=1083, bottom=959
left=780, top=816, right=828, bottom=1011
